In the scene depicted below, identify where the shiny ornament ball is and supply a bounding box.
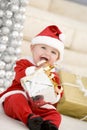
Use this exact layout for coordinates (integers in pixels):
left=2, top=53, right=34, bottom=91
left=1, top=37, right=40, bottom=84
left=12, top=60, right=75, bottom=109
left=0, top=79, right=4, bottom=87
left=0, top=0, right=27, bottom=90
left=5, top=63, right=12, bottom=71
left=13, top=23, right=21, bottom=31
left=4, top=19, right=12, bottom=27
left=1, top=27, right=10, bottom=34
left=0, top=61, right=6, bottom=69
left=3, top=55, right=11, bottom=63
left=7, top=47, right=15, bottom=55
left=19, top=7, right=26, bottom=14
left=5, top=10, right=13, bottom=18
left=0, top=44, right=6, bottom=52
left=21, top=0, right=29, bottom=6
left=10, top=39, right=18, bottom=47
left=0, top=9, right=4, bottom=17
left=18, top=40, right=22, bottom=46
left=15, top=48, right=21, bottom=55
left=0, top=2, right=6, bottom=9
left=0, top=36, right=8, bottom=44
left=4, top=79, right=11, bottom=88
left=11, top=5, right=19, bottom=12
left=11, top=55, right=18, bottom=62
left=11, top=31, right=19, bottom=38
left=0, top=70, right=5, bottom=78
left=10, top=0, right=19, bottom=4
left=6, top=71, right=13, bottom=79
left=0, top=19, right=2, bottom=26
left=14, top=13, right=23, bottom=22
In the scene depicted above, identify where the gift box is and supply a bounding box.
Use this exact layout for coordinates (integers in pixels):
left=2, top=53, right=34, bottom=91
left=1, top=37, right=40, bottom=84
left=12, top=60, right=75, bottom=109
left=21, top=66, right=60, bottom=104
left=57, top=70, right=87, bottom=121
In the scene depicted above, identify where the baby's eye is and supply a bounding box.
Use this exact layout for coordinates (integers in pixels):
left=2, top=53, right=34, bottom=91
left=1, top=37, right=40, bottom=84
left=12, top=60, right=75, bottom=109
left=51, top=51, right=56, bottom=55
left=41, top=46, right=46, bottom=50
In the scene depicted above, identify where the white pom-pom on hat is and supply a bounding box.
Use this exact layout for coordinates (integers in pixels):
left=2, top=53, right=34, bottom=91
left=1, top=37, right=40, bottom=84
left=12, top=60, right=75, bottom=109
left=59, top=33, right=65, bottom=42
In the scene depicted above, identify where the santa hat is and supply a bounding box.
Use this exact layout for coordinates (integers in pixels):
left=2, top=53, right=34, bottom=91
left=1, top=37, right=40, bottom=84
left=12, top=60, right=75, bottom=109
left=31, top=25, right=65, bottom=62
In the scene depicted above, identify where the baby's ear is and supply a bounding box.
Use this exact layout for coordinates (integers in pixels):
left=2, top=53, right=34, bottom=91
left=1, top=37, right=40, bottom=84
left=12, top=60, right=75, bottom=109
left=30, top=45, right=34, bottom=51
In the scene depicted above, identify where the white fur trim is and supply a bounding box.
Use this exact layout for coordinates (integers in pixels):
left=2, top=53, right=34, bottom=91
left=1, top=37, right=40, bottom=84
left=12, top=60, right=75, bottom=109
left=0, top=90, right=27, bottom=104
left=40, top=104, right=56, bottom=109
left=59, top=34, right=65, bottom=41
left=32, top=36, right=64, bottom=62
left=25, top=66, right=36, bottom=76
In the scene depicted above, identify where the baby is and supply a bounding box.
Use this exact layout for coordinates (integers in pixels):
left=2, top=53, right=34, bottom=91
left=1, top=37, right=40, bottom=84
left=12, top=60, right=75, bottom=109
left=0, top=25, right=65, bottom=130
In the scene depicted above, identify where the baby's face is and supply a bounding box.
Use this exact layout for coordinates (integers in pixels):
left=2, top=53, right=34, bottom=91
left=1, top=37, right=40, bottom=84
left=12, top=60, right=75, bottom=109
left=31, top=44, right=59, bottom=66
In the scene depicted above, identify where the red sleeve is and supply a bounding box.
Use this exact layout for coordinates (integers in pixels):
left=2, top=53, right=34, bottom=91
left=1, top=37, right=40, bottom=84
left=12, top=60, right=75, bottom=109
left=14, top=59, right=34, bottom=83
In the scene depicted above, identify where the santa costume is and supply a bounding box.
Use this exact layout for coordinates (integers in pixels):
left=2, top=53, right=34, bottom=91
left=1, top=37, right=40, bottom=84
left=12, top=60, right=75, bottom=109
left=0, top=25, right=65, bottom=130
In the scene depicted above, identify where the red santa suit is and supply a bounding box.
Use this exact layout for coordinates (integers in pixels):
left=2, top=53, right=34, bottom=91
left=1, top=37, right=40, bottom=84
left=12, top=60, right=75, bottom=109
left=0, top=58, right=63, bottom=128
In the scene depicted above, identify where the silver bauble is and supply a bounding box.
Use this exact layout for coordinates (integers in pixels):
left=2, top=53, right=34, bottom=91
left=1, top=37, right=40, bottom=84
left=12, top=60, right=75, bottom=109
left=19, top=32, right=23, bottom=38
left=4, top=79, right=11, bottom=88
left=1, top=27, right=10, bottom=34
left=0, top=70, right=5, bottom=78
left=0, top=19, right=2, bottom=26
left=5, top=10, right=13, bottom=19
left=10, top=0, right=19, bottom=4
left=7, top=47, right=15, bottom=55
left=11, top=55, right=18, bottom=62
left=13, top=23, right=21, bottom=31
left=15, top=48, right=21, bottom=55
left=10, top=39, right=18, bottom=47
left=3, top=55, right=11, bottom=63
left=19, top=6, right=26, bottom=14
left=14, top=13, right=23, bottom=22
left=0, top=36, right=8, bottom=44
left=10, top=39, right=22, bottom=47
left=18, top=40, right=22, bottom=46
left=0, top=61, right=6, bottom=69
left=6, top=71, right=13, bottom=79
left=0, top=1, right=6, bottom=9
left=11, top=5, right=19, bottom=12
left=0, top=0, right=28, bottom=90
left=11, top=31, right=19, bottom=38
left=0, top=87, right=5, bottom=92
left=0, top=44, right=6, bottom=52
left=22, top=15, right=26, bottom=22
left=0, top=9, right=4, bottom=17
left=5, top=63, right=12, bottom=71
left=4, top=19, right=12, bottom=27
left=20, top=0, right=29, bottom=6
left=0, top=79, right=4, bottom=87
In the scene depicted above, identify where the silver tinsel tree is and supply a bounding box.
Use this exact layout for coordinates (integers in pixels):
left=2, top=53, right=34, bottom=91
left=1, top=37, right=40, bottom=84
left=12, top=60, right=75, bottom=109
left=0, top=0, right=29, bottom=91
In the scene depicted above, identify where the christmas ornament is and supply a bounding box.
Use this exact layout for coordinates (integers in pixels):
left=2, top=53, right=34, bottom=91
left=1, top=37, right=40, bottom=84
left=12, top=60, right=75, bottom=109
left=0, top=0, right=29, bottom=92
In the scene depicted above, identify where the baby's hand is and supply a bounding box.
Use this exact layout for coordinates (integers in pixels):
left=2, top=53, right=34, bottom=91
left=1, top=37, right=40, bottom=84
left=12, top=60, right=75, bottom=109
left=35, top=60, right=47, bottom=70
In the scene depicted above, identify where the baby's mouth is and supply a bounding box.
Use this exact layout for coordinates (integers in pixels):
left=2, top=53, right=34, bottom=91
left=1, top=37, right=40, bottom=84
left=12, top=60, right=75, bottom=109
left=40, top=57, right=48, bottom=62
left=37, top=57, right=48, bottom=66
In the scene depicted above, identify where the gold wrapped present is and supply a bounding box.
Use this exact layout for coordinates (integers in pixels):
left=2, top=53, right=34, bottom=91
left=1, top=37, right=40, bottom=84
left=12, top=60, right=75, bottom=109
left=57, top=70, right=87, bottom=121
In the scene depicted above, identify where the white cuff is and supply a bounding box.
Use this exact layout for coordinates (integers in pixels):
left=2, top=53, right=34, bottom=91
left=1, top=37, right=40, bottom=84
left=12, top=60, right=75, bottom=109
left=25, top=66, right=36, bottom=76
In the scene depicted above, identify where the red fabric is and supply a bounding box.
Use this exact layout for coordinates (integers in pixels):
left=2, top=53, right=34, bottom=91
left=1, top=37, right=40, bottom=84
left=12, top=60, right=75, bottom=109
left=3, top=93, right=61, bottom=127
left=36, top=25, right=62, bottom=40
left=0, top=59, right=34, bottom=97
left=3, top=94, right=32, bottom=124
left=0, top=58, right=62, bottom=127
left=0, top=58, right=63, bottom=100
